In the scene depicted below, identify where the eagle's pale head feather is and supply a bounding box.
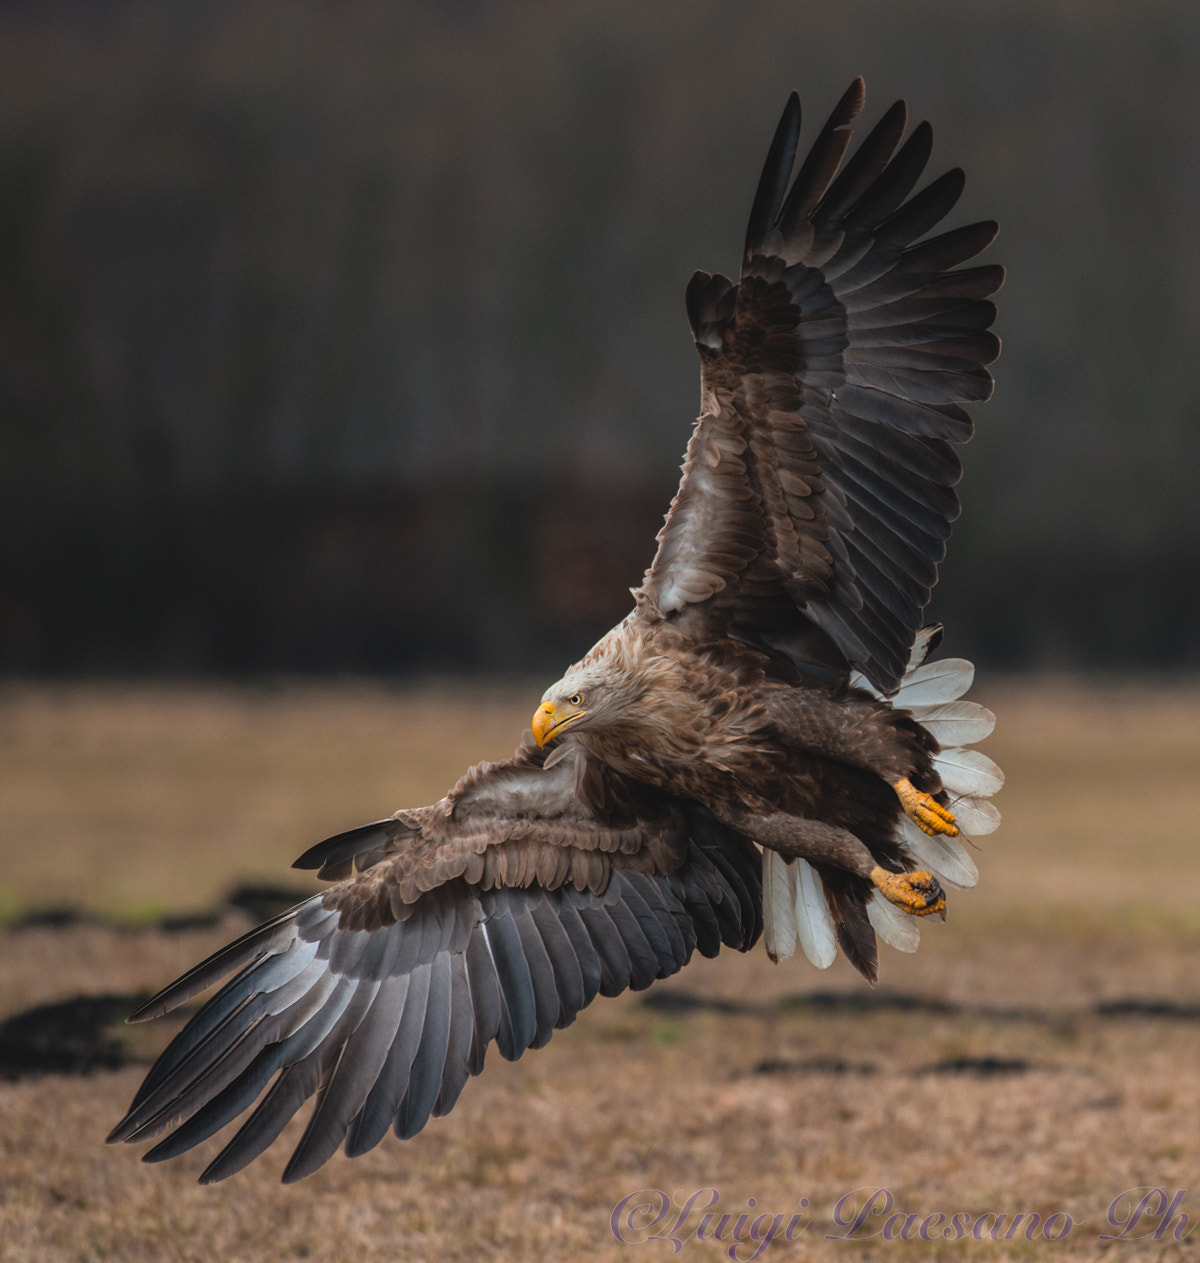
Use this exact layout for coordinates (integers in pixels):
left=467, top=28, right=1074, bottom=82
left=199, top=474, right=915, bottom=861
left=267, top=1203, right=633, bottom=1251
left=531, top=617, right=679, bottom=749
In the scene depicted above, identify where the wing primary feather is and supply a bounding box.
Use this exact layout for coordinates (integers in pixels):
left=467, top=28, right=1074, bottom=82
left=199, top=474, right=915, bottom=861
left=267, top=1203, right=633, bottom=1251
left=463, top=926, right=502, bottom=1075
left=142, top=969, right=364, bottom=1161
left=275, top=987, right=387, bottom=1182
left=843, top=264, right=1004, bottom=315
left=600, top=882, right=660, bottom=991
left=431, top=951, right=474, bottom=1118
left=576, top=901, right=634, bottom=997
left=275, top=978, right=386, bottom=1182
left=119, top=981, right=327, bottom=1143
left=112, top=949, right=330, bottom=1141
left=127, top=905, right=321, bottom=1023
left=554, top=893, right=604, bottom=1005
left=527, top=897, right=587, bottom=1025
left=687, top=813, right=762, bottom=947
left=743, top=92, right=801, bottom=266
left=280, top=974, right=403, bottom=1167
left=614, top=877, right=678, bottom=978
left=676, top=867, right=723, bottom=958
left=341, top=974, right=414, bottom=1156
left=841, top=120, right=933, bottom=241
left=814, top=98, right=907, bottom=226
left=116, top=966, right=285, bottom=1126
left=198, top=1059, right=325, bottom=1184
left=872, top=168, right=966, bottom=252
left=629, top=874, right=692, bottom=971
left=393, top=954, right=454, bottom=1140
left=512, top=901, right=562, bottom=1049
left=479, top=911, right=538, bottom=1061
left=895, top=220, right=1000, bottom=274
left=139, top=1028, right=298, bottom=1159
left=776, top=76, right=865, bottom=239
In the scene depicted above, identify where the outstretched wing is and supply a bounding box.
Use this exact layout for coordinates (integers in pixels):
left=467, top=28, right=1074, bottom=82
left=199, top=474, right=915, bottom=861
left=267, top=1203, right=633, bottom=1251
left=108, top=746, right=760, bottom=1183
left=637, top=79, right=1002, bottom=695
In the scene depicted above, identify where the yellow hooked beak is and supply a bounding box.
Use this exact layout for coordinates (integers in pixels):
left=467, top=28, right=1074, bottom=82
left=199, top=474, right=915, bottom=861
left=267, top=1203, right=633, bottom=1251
left=531, top=699, right=586, bottom=748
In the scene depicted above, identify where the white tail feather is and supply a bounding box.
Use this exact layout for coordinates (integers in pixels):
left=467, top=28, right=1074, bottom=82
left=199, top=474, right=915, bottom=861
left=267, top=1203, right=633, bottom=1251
left=762, top=849, right=798, bottom=962
left=905, top=700, right=996, bottom=745
left=899, top=816, right=980, bottom=889
left=893, top=658, right=975, bottom=706
left=767, top=631, right=1000, bottom=970
left=794, top=858, right=837, bottom=969
left=951, top=795, right=1001, bottom=835
left=896, top=643, right=999, bottom=898
left=933, top=748, right=1005, bottom=798
left=867, top=890, right=921, bottom=952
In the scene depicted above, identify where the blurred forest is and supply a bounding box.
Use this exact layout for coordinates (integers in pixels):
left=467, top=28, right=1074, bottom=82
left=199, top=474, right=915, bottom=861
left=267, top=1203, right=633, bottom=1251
left=1, top=0, right=1198, bottom=675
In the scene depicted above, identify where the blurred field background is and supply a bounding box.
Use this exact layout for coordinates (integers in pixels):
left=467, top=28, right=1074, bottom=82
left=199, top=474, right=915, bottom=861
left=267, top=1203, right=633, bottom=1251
left=2, top=1, right=1200, bottom=1259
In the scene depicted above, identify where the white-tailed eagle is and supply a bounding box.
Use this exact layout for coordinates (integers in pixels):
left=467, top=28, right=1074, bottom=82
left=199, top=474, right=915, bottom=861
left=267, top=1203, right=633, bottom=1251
left=110, top=78, right=1003, bottom=1183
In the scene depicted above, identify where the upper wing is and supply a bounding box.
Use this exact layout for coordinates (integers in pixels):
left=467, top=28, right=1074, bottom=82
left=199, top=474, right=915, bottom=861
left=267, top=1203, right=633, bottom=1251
left=636, top=79, right=1002, bottom=694
left=108, top=745, right=760, bottom=1183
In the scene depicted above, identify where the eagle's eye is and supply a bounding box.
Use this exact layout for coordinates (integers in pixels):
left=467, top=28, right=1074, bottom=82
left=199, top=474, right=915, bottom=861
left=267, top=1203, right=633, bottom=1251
left=568, top=693, right=583, bottom=706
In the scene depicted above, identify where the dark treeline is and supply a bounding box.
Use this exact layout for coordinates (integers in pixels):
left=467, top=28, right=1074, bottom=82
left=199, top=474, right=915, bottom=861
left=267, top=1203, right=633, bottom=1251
left=1, top=0, right=1198, bottom=675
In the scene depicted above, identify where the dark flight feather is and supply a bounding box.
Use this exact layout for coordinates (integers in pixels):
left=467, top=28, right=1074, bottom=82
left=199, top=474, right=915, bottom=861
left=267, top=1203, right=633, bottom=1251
left=108, top=762, right=761, bottom=1180
left=639, top=78, right=1001, bottom=693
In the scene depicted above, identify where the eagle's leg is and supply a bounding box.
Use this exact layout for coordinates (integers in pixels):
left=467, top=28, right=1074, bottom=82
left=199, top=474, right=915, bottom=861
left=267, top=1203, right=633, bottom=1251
left=764, top=688, right=958, bottom=836
left=722, top=810, right=945, bottom=917
left=727, top=811, right=875, bottom=873
left=892, top=777, right=958, bottom=838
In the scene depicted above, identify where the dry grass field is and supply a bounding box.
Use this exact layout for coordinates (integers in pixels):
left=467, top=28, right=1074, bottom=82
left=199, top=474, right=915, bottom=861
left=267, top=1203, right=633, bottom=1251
left=1, top=678, right=1198, bottom=1261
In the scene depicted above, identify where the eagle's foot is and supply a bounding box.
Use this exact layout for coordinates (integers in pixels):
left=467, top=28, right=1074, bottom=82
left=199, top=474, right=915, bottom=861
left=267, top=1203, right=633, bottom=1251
left=893, top=777, right=958, bottom=836
left=869, top=866, right=946, bottom=918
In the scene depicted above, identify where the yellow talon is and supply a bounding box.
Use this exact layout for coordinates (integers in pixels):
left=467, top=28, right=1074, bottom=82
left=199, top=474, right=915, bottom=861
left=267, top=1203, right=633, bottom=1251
left=893, top=777, right=958, bottom=836
left=869, top=866, right=946, bottom=917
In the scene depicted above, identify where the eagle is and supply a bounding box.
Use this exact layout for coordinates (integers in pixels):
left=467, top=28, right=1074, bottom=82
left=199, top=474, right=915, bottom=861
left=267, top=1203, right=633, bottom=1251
left=110, top=78, right=1004, bottom=1183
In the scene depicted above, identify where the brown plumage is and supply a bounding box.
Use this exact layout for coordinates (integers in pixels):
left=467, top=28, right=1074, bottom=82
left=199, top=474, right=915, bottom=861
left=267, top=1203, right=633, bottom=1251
left=110, top=79, right=1004, bottom=1182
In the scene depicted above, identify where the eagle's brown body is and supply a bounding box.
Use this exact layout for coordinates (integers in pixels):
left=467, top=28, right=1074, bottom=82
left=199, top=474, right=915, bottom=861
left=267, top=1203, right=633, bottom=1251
left=111, top=79, right=1004, bottom=1184
left=566, top=613, right=930, bottom=833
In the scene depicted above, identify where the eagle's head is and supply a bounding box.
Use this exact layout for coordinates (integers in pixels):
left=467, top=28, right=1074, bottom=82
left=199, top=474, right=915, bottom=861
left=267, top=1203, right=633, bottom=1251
left=531, top=621, right=665, bottom=749
left=532, top=662, right=637, bottom=748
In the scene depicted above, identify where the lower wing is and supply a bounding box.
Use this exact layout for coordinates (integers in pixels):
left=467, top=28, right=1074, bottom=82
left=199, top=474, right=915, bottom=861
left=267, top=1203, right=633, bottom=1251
left=108, top=750, right=760, bottom=1183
